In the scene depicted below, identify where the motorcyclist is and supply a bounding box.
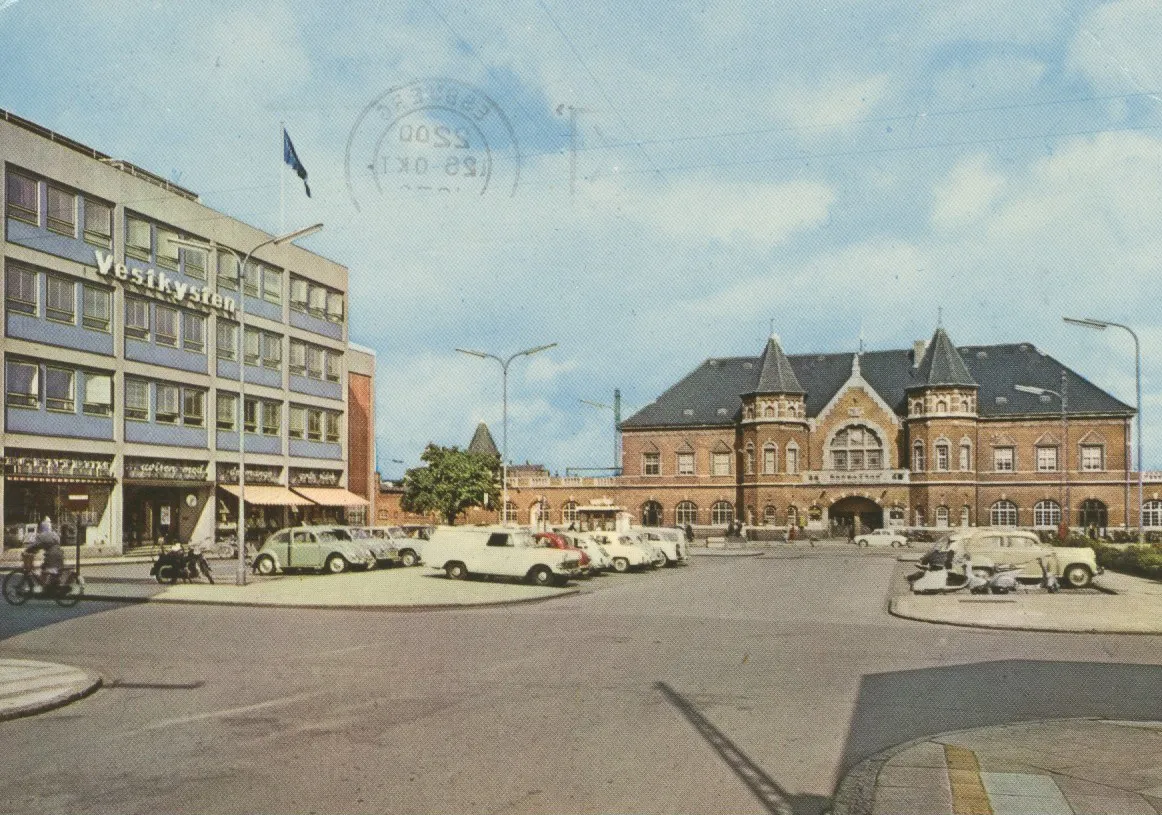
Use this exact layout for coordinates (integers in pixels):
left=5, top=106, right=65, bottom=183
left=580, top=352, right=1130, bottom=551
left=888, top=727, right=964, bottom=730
left=25, top=516, right=63, bottom=587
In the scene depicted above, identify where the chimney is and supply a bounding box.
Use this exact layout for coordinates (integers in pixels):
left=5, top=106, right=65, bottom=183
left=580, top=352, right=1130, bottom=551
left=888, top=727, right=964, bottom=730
left=912, top=340, right=927, bottom=367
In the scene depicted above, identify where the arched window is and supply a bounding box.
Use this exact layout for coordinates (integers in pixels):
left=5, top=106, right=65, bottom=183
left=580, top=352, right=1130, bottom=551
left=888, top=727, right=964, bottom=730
left=787, top=505, right=799, bottom=526
left=785, top=443, right=799, bottom=474
left=935, top=506, right=949, bottom=527
left=1034, top=500, right=1061, bottom=528
left=641, top=501, right=663, bottom=527
left=912, top=440, right=925, bottom=472
left=675, top=501, right=698, bottom=526
left=960, top=396, right=971, bottom=412
left=744, top=443, right=755, bottom=475
left=763, top=443, right=777, bottom=474
left=1143, top=501, right=1162, bottom=528
left=935, top=399, right=947, bottom=413
left=763, top=404, right=775, bottom=418
left=711, top=501, right=734, bottom=526
left=1079, top=499, right=1108, bottom=529
left=562, top=501, right=578, bottom=524
left=911, top=399, right=923, bottom=415
left=763, top=505, right=778, bottom=525
left=744, top=404, right=754, bottom=420
left=960, top=505, right=971, bottom=526
left=990, top=500, right=1018, bottom=527
left=503, top=501, right=518, bottom=524
left=959, top=441, right=972, bottom=471
left=531, top=500, right=550, bottom=524
left=829, top=425, right=884, bottom=470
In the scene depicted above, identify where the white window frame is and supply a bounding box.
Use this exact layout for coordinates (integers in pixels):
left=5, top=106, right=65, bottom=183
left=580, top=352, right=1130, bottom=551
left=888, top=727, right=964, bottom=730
left=1036, top=446, right=1059, bottom=472
left=1034, top=500, right=1061, bottom=528
left=710, top=501, right=734, bottom=526
left=993, top=447, right=1014, bottom=472
left=990, top=500, right=1018, bottom=527
left=5, top=360, right=39, bottom=408
left=154, top=305, right=178, bottom=347
left=1081, top=445, right=1104, bottom=472
left=959, top=443, right=972, bottom=471
left=45, top=275, right=75, bottom=324
left=711, top=451, right=731, bottom=477
left=642, top=451, right=660, bottom=476
left=217, top=392, right=237, bottom=431
left=125, top=379, right=150, bottom=421
left=676, top=501, right=698, bottom=526
left=5, top=265, right=38, bottom=315
left=676, top=452, right=695, bottom=475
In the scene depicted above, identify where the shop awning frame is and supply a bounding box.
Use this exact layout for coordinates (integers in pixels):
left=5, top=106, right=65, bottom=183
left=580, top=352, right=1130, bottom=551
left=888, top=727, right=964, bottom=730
left=290, top=487, right=370, bottom=507
left=218, top=484, right=316, bottom=506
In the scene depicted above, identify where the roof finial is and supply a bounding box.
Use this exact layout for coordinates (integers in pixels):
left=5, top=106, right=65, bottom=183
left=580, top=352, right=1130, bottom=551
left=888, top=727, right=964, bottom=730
left=937, top=306, right=943, bottom=328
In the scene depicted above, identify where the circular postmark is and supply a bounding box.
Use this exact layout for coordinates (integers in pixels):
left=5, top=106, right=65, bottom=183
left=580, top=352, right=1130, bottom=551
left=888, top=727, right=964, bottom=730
left=346, top=78, right=521, bottom=207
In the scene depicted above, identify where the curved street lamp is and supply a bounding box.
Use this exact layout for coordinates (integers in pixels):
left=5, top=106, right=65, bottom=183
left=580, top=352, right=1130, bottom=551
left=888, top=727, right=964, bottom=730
left=1015, top=371, right=1069, bottom=535
left=172, top=223, right=323, bottom=584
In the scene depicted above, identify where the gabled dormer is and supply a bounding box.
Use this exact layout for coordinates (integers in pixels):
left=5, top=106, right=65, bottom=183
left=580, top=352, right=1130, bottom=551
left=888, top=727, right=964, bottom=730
left=907, top=326, right=978, bottom=418
left=741, top=333, right=806, bottom=423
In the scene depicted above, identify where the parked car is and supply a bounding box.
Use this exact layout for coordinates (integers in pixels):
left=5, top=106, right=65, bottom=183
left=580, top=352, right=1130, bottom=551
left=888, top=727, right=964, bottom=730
left=4, top=523, right=38, bottom=549
left=638, top=528, right=690, bottom=565
left=423, top=526, right=584, bottom=586
left=252, top=526, right=377, bottom=575
left=534, top=532, right=593, bottom=575
left=854, top=528, right=909, bottom=548
left=337, top=526, right=401, bottom=567
left=557, top=531, right=613, bottom=572
left=366, top=526, right=423, bottom=566
left=926, top=527, right=1102, bottom=588
left=584, top=531, right=655, bottom=573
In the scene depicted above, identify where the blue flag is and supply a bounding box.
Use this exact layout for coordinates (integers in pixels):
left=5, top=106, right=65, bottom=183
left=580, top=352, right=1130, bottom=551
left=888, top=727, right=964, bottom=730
left=283, top=128, right=311, bottom=198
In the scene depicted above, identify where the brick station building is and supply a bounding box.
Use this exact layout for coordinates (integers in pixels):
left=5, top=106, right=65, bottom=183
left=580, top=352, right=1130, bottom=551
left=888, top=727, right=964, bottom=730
left=490, top=326, right=1160, bottom=535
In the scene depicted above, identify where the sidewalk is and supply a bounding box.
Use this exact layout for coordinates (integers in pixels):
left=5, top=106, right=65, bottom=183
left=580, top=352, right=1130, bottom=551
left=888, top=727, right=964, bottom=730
left=890, top=569, right=1162, bottom=634
left=0, top=659, right=101, bottom=722
left=831, top=719, right=1162, bottom=815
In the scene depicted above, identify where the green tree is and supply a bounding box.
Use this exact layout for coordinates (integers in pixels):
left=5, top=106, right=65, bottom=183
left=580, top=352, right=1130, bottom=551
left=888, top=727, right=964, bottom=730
left=400, top=444, right=500, bottom=525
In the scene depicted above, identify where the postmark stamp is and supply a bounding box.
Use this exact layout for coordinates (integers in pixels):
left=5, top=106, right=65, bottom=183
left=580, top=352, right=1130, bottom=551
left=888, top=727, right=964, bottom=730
left=345, top=78, right=521, bottom=207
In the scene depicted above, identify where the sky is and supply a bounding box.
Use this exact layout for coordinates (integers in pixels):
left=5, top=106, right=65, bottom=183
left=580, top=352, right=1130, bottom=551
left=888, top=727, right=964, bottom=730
left=3, top=0, right=1162, bottom=476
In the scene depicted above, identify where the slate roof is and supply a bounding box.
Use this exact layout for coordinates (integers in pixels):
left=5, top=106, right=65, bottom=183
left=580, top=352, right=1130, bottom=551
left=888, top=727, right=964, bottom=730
left=467, top=422, right=500, bottom=456
left=621, top=341, right=1133, bottom=429
left=911, top=327, right=976, bottom=389
left=747, top=334, right=805, bottom=394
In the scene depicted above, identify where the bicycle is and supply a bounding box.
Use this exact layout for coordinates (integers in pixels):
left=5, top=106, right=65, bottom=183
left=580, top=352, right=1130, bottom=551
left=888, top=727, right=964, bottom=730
left=3, top=551, right=84, bottom=607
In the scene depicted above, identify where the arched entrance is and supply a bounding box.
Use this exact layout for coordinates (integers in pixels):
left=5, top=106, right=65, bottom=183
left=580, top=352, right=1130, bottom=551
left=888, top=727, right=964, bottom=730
left=641, top=501, right=663, bottom=527
left=1078, top=499, right=1107, bottom=530
left=828, top=496, right=883, bottom=536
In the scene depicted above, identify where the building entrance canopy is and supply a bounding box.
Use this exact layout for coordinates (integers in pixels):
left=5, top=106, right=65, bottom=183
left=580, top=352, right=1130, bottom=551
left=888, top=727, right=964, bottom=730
left=218, top=484, right=314, bottom=506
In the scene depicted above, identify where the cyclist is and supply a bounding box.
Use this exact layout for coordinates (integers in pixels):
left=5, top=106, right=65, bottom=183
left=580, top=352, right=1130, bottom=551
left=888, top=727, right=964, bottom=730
left=25, top=517, right=63, bottom=589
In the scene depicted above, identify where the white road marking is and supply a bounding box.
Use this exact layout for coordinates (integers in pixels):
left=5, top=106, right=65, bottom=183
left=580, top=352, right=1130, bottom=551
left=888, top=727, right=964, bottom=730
left=120, top=689, right=328, bottom=735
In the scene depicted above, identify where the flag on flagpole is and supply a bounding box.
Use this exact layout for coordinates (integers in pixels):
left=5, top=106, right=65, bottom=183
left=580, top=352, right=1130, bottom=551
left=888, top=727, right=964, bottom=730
left=282, top=128, right=311, bottom=198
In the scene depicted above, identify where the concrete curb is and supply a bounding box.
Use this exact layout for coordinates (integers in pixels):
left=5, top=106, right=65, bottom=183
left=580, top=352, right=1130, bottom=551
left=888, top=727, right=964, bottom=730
left=0, top=672, right=102, bottom=723
left=887, top=597, right=1162, bottom=636
left=689, top=550, right=766, bottom=558
left=80, top=585, right=582, bottom=612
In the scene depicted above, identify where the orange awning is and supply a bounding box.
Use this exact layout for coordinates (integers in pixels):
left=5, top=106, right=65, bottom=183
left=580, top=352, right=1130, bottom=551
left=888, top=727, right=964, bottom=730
left=218, top=484, right=315, bottom=506
left=290, top=487, right=369, bottom=507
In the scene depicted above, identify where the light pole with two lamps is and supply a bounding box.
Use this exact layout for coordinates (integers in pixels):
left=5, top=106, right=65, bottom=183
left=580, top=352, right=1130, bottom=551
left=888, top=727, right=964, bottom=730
left=455, top=344, right=557, bottom=525
left=1015, top=371, right=1069, bottom=537
left=1064, top=316, right=1143, bottom=543
left=171, top=222, right=324, bottom=585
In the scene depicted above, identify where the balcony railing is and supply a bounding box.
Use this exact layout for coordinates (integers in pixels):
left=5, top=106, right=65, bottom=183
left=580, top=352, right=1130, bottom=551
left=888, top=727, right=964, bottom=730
left=507, top=476, right=617, bottom=488
left=802, top=469, right=910, bottom=485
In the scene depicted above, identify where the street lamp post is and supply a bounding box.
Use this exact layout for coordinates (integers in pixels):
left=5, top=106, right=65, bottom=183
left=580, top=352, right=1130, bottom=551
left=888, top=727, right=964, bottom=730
left=172, top=223, right=323, bottom=585
left=455, top=343, right=557, bottom=525
left=581, top=388, right=625, bottom=472
left=1015, top=371, right=1069, bottom=536
left=1064, top=316, right=1143, bottom=543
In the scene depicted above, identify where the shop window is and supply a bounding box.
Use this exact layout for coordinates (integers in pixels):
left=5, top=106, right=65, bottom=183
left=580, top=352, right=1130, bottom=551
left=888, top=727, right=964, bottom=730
left=1034, top=500, right=1061, bottom=528
left=82, top=199, right=112, bottom=248
left=263, top=267, right=282, bottom=305
left=126, top=217, right=152, bottom=261
left=289, top=340, right=307, bottom=374
left=125, top=298, right=150, bottom=340
left=711, top=451, right=730, bottom=476
left=156, top=227, right=180, bottom=271
left=5, top=360, right=39, bottom=408
left=261, top=401, right=280, bottom=436
left=82, top=372, right=112, bottom=416
left=675, top=501, right=698, bottom=525
left=155, top=383, right=179, bottom=423
left=125, top=379, right=149, bottom=421
left=290, top=276, right=308, bottom=312
left=216, top=392, right=237, bottom=431
left=289, top=406, right=306, bottom=439
left=46, top=185, right=76, bottom=237
left=216, top=321, right=237, bottom=361
left=1081, top=445, right=1104, bottom=472
left=217, top=251, right=239, bottom=290
left=5, top=265, right=37, bottom=315
left=182, top=312, right=206, bottom=353
left=324, top=350, right=340, bottom=382
left=990, top=500, right=1018, bottom=527
left=643, top=452, right=660, bottom=475
left=45, top=276, right=75, bottom=323
left=677, top=452, right=694, bottom=475
left=82, top=285, right=111, bottom=332
left=993, top=447, right=1014, bottom=472
left=154, top=306, right=178, bottom=347
left=711, top=501, right=733, bottom=526
left=325, top=412, right=340, bottom=443
left=1036, top=446, right=1058, bottom=472
left=6, top=171, right=38, bottom=225
left=44, top=367, right=75, bottom=412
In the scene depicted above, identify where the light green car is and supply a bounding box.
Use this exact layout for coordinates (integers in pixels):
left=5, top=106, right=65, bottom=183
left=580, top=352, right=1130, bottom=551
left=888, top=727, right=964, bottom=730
left=252, top=526, right=377, bottom=575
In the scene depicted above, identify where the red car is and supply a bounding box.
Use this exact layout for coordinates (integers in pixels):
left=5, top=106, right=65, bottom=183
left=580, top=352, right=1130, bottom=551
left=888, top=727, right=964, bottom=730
left=534, top=532, right=592, bottom=574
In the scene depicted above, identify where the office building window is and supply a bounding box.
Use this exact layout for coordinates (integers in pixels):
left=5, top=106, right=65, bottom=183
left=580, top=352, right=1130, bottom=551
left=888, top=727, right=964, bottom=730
left=5, top=266, right=37, bottom=315
left=125, top=298, right=150, bottom=339
left=45, top=276, right=75, bottom=323
left=1081, top=445, right=1104, bottom=472
left=993, top=447, right=1014, bottom=472
left=643, top=452, right=660, bottom=475
left=261, top=333, right=281, bottom=370
left=263, top=267, right=282, bottom=304
left=82, top=285, right=111, bottom=332
left=182, top=244, right=207, bottom=279
left=216, top=321, right=237, bottom=360
left=243, top=328, right=260, bottom=365
left=307, top=284, right=327, bottom=318
left=243, top=398, right=258, bottom=433
left=125, top=379, right=149, bottom=421
left=326, top=291, right=344, bottom=323
left=289, top=341, right=307, bottom=375
left=243, top=260, right=261, bottom=296
left=154, top=306, right=178, bottom=347
left=306, top=345, right=323, bottom=378
left=216, top=392, right=237, bottom=431
left=217, top=251, right=238, bottom=290
left=677, top=452, right=694, bottom=475
left=6, top=171, right=38, bottom=224
left=82, top=372, right=112, bottom=416
left=5, top=360, right=39, bottom=408
left=45, top=185, right=76, bottom=237
left=289, top=406, right=306, bottom=439
left=261, top=401, right=280, bottom=436
left=307, top=408, right=322, bottom=441
left=182, top=388, right=205, bottom=426
left=83, top=199, right=113, bottom=248
left=290, top=277, right=309, bottom=312
left=44, top=367, right=75, bottom=411
left=325, top=411, right=340, bottom=443
left=155, top=383, right=179, bottom=423
left=182, top=312, right=206, bottom=353
left=126, top=217, right=151, bottom=261
left=155, top=228, right=180, bottom=271
left=325, top=350, right=340, bottom=382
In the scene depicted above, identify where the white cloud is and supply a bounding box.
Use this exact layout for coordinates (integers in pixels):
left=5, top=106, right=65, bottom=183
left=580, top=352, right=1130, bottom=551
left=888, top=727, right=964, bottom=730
left=1068, top=0, right=1162, bottom=93
left=931, top=153, right=1006, bottom=230
left=778, top=73, right=892, bottom=132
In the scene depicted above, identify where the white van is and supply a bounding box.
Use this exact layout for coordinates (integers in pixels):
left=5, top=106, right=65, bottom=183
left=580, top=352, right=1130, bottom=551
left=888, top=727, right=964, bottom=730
left=424, top=526, right=584, bottom=586
left=638, top=528, right=690, bottom=566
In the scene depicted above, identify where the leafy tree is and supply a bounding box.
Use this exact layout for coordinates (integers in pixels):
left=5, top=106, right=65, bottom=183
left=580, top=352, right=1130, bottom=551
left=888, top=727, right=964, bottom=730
left=400, top=444, right=500, bottom=525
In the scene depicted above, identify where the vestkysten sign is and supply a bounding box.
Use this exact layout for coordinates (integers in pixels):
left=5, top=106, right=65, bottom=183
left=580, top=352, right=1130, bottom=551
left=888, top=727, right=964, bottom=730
left=93, top=250, right=237, bottom=315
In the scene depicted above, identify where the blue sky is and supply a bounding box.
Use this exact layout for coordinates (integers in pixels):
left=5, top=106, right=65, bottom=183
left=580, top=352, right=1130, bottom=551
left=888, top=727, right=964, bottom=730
left=3, top=0, right=1162, bottom=475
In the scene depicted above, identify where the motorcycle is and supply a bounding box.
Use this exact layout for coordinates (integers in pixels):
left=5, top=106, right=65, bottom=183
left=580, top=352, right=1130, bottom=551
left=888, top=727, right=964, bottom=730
left=150, top=545, right=214, bottom=584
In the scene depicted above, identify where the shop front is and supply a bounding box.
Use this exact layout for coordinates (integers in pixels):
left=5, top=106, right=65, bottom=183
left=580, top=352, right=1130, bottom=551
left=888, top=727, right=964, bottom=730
left=3, top=452, right=115, bottom=549
left=122, top=458, right=213, bottom=549
left=216, top=464, right=313, bottom=548
left=290, top=469, right=368, bottom=525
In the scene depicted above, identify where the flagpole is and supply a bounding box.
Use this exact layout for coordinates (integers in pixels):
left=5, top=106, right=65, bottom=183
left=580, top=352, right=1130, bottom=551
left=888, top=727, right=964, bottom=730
left=279, top=121, right=286, bottom=233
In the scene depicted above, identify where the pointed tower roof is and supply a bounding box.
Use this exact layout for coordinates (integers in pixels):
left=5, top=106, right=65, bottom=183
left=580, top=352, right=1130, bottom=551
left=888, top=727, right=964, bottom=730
left=747, top=333, right=805, bottom=395
left=467, top=422, right=500, bottom=457
left=911, top=327, right=977, bottom=388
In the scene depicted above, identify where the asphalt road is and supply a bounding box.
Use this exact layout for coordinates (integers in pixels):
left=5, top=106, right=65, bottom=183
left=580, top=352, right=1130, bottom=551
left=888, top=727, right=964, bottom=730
left=2, top=549, right=1161, bottom=815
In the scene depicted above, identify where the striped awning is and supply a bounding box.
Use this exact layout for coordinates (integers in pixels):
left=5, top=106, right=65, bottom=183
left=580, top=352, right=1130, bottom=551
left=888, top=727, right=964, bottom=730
left=218, top=484, right=315, bottom=506
left=290, top=487, right=369, bottom=507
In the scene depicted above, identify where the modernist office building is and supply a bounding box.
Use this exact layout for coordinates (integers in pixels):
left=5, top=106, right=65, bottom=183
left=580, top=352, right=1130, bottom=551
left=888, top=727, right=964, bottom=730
left=1, top=109, right=374, bottom=552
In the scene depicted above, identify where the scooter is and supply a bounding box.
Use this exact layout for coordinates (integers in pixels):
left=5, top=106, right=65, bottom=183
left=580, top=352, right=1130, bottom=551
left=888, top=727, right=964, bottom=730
left=150, top=545, right=214, bottom=584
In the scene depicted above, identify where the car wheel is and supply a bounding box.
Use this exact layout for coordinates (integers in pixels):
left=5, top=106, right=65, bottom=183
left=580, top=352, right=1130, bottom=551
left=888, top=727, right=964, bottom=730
left=660, top=553, right=673, bottom=567
left=157, top=564, right=179, bottom=584
left=445, top=561, right=467, bottom=580
left=527, top=565, right=554, bottom=586
left=400, top=549, right=418, bottom=567
left=890, top=541, right=900, bottom=548
left=612, top=557, right=629, bottom=573
left=857, top=539, right=868, bottom=547
left=324, top=554, right=347, bottom=575
left=1063, top=564, right=1092, bottom=589
left=254, top=555, right=276, bottom=576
